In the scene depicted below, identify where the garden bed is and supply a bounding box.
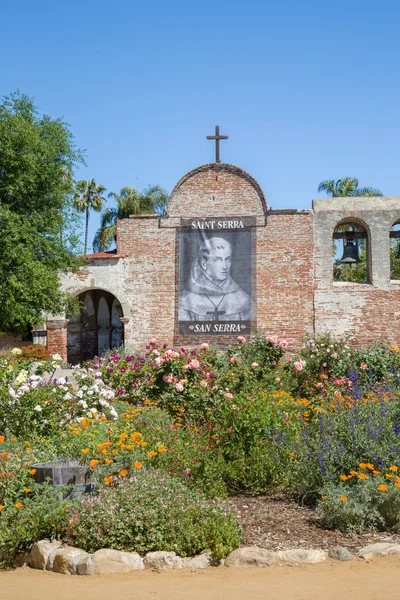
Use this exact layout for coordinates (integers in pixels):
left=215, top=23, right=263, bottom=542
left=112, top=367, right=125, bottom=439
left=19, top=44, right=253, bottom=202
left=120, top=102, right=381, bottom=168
left=229, top=493, right=400, bottom=553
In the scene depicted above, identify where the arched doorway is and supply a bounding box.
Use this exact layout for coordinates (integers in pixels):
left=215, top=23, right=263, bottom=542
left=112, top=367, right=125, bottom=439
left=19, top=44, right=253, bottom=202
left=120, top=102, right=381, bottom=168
left=67, top=290, right=124, bottom=364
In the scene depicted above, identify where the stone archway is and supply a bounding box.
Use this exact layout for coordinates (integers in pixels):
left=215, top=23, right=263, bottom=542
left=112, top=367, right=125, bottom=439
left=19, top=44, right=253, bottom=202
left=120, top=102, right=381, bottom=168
left=67, top=289, right=125, bottom=364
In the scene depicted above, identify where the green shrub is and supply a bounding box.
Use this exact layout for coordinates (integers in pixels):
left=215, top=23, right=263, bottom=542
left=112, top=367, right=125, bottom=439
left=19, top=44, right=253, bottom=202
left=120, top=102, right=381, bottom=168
left=318, top=466, right=400, bottom=532
left=64, top=471, right=241, bottom=558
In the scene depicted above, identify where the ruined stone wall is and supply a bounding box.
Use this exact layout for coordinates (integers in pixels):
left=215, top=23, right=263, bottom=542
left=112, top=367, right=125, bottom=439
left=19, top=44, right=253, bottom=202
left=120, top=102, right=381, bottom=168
left=314, top=196, right=400, bottom=345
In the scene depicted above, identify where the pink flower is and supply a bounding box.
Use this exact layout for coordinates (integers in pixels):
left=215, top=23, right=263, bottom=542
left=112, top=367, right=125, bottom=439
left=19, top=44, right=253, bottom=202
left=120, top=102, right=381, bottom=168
left=279, top=338, right=289, bottom=349
left=251, top=362, right=258, bottom=369
left=294, top=360, right=305, bottom=371
left=182, top=364, right=190, bottom=370
left=266, top=335, right=278, bottom=344
left=360, top=363, right=368, bottom=370
left=190, top=359, right=200, bottom=369
left=153, top=357, right=162, bottom=366
left=229, top=357, right=235, bottom=364
left=237, top=336, right=246, bottom=344
left=152, top=349, right=160, bottom=356
left=225, top=392, right=234, bottom=399
left=149, top=337, right=157, bottom=345
left=163, top=374, right=173, bottom=383
left=316, top=382, right=324, bottom=389
left=175, top=382, right=184, bottom=392
left=199, top=343, right=209, bottom=350
left=200, top=380, right=208, bottom=387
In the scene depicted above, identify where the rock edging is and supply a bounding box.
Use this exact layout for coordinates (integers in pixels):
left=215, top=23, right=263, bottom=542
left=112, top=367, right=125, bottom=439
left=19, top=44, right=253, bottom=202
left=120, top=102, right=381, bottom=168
left=19, top=541, right=400, bottom=575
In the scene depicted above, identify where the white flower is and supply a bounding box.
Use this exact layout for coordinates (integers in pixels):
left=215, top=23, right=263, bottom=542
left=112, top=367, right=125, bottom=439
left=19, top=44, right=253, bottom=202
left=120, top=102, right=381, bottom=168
left=15, top=370, right=28, bottom=385
left=77, top=399, right=88, bottom=408
left=57, top=377, right=66, bottom=385
left=34, top=405, right=42, bottom=412
left=11, top=347, right=22, bottom=355
left=90, top=407, right=97, bottom=414
left=64, top=393, right=72, bottom=400
left=52, top=353, right=62, bottom=361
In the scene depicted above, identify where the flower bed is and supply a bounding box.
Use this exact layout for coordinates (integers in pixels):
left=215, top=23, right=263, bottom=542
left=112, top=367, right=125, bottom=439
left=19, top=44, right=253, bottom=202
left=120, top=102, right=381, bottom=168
left=2, top=333, right=400, bottom=566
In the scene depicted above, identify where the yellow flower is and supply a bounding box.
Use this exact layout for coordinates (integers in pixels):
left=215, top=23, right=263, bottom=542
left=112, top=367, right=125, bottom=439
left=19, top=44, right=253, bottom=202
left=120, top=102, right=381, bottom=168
left=28, top=469, right=36, bottom=475
left=23, top=488, right=31, bottom=493
left=378, top=485, right=388, bottom=492
left=134, top=461, right=142, bottom=469
left=340, top=496, right=348, bottom=502
left=15, top=502, right=23, bottom=509
left=386, top=474, right=393, bottom=479
left=390, top=466, right=398, bottom=472
left=158, top=447, right=166, bottom=453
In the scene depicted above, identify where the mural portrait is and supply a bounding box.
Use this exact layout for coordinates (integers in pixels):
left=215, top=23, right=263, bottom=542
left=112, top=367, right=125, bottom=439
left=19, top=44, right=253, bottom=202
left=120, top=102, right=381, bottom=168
left=178, top=217, right=256, bottom=335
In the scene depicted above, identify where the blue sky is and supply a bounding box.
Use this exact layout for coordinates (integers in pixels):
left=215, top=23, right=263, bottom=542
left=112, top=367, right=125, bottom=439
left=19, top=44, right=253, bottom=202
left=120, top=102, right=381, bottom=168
left=2, top=0, right=400, bottom=250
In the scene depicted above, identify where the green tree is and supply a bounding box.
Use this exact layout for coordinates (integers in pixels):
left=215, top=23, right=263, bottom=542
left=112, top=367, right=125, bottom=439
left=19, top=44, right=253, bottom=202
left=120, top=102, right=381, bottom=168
left=93, top=184, right=169, bottom=252
left=317, top=177, right=383, bottom=197
left=0, top=91, right=83, bottom=336
left=73, top=179, right=107, bottom=254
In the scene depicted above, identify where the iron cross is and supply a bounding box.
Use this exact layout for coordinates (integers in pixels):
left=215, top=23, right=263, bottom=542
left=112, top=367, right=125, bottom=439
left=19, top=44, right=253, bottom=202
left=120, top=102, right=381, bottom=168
left=206, top=125, right=228, bottom=163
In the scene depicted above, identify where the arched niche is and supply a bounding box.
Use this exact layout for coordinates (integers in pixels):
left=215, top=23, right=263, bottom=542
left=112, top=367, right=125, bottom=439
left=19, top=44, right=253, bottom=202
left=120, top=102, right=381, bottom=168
left=390, top=221, right=400, bottom=281
left=67, top=289, right=125, bottom=364
left=332, top=218, right=370, bottom=283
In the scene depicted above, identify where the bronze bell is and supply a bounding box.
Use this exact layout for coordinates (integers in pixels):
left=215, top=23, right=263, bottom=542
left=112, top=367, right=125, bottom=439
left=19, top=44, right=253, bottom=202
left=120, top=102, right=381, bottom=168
left=339, top=239, right=361, bottom=265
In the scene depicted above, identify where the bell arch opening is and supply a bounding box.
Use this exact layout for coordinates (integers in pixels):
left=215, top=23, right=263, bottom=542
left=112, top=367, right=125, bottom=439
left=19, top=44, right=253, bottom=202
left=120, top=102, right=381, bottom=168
left=390, top=221, right=400, bottom=281
left=67, top=289, right=124, bottom=364
left=332, top=218, right=370, bottom=283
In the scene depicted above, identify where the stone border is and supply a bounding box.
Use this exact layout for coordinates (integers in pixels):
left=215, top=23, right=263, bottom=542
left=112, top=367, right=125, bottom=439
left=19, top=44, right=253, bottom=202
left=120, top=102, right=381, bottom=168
left=13, top=541, right=400, bottom=575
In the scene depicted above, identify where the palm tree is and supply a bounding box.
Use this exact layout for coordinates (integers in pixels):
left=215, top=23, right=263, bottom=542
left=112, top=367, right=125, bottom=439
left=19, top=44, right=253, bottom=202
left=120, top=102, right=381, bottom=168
left=73, top=179, right=107, bottom=254
left=93, top=185, right=169, bottom=252
left=318, top=177, right=383, bottom=197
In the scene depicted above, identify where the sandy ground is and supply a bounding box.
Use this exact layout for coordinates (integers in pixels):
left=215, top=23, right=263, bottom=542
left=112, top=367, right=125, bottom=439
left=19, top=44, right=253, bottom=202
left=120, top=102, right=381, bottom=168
left=1, top=556, right=399, bottom=600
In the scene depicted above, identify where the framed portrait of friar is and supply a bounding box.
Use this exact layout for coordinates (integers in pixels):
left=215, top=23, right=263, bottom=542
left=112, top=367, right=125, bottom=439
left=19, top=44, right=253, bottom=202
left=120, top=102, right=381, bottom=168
left=178, top=217, right=256, bottom=335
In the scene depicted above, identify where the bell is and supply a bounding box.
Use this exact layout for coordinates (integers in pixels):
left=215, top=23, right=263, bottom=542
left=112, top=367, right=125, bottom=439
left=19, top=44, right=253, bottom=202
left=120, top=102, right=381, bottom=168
left=339, top=239, right=361, bottom=265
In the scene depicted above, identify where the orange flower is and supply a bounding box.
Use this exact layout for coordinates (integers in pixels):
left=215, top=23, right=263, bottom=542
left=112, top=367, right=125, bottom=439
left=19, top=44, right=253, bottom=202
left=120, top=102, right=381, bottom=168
left=386, top=474, right=393, bottom=479
left=89, top=459, right=99, bottom=468
left=340, top=496, right=348, bottom=502
left=350, top=470, right=358, bottom=476
left=373, top=470, right=381, bottom=475
left=24, top=441, right=30, bottom=446
left=28, top=469, right=36, bottom=475
left=134, top=461, right=142, bottom=469
left=105, top=459, right=113, bottom=465
left=366, top=463, right=374, bottom=470
left=359, top=463, right=367, bottom=469
left=378, top=485, right=388, bottom=492
left=391, top=345, right=399, bottom=352
left=390, top=466, right=398, bottom=472
left=81, top=448, right=90, bottom=455
left=158, top=447, right=166, bottom=453
left=149, top=450, right=158, bottom=457
left=63, top=505, right=68, bottom=509
left=23, top=488, right=31, bottom=493
left=104, top=476, right=113, bottom=485
left=15, top=502, right=23, bottom=509
left=119, top=433, right=127, bottom=440
left=358, top=473, right=368, bottom=480
left=395, top=481, right=400, bottom=488
left=340, top=475, right=348, bottom=481
left=0, top=505, right=4, bottom=511
left=119, top=469, right=128, bottom=477
left=0, top=436, right=4, bottom=443
left=11, top=438, right=17, bottom=443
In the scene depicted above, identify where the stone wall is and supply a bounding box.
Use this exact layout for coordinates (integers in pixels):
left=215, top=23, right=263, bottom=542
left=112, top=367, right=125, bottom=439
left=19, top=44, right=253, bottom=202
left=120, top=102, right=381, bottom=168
left=314, top=196, right=400, bottom=344
left=46, top=164, right=400, bottom=361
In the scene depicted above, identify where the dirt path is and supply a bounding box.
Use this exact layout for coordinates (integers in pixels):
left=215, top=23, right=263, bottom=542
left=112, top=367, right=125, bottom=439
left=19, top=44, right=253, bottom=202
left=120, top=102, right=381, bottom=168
left=1, top=556, right=398, bottom=600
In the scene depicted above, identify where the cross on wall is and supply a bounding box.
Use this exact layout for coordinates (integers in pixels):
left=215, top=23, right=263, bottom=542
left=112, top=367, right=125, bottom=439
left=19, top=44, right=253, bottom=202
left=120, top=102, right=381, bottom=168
left=206, top=125, right=228, bottom=163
